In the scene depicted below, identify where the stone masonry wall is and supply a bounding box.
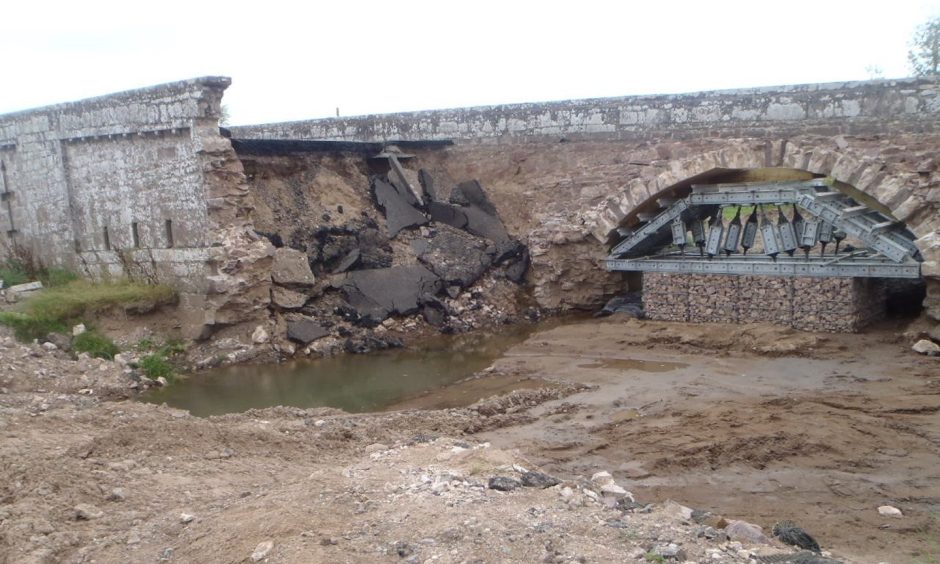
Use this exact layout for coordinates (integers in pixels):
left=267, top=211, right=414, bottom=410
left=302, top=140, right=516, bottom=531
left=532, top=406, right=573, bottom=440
left=229, top=78, right=940, bottom=324
left=0, top=77, right=273, bottom=336
left=643, top=273, right=886, bottom=333
left=230, top=79, right=940, bottom=144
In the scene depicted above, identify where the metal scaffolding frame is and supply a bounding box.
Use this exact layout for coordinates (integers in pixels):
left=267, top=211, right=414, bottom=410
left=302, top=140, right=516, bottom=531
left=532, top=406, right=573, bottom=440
left=605, top=179, right=922, bottom=279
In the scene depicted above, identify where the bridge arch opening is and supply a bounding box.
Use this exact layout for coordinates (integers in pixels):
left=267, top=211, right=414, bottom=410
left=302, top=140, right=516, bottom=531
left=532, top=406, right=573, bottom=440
left=603, top=165, right=927, bottom=328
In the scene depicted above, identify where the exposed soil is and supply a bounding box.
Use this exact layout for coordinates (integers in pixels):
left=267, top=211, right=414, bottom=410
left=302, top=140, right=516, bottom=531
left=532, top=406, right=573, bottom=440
left=475, top=317, right=940, bottom=563
left=1, top=316, right=938, bottom=563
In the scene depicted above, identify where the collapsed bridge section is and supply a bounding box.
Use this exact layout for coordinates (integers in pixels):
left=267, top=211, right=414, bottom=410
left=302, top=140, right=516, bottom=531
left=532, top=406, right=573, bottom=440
left=605, top=178, right=923, bottom=332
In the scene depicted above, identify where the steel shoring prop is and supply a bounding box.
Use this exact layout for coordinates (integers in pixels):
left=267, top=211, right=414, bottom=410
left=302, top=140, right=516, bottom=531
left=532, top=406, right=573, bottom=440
left=604, top=254, right=921, bottom=279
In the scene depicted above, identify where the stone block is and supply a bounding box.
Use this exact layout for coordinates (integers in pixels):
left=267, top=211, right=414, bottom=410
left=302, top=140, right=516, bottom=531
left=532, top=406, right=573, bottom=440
left=272, top=248, right=315, bottom=287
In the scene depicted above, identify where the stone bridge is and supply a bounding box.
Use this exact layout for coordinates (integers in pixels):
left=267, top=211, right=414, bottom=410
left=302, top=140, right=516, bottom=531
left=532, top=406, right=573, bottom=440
left=2, top=77, right=939, bottom=337
left=231, top=78, right=940, bottom=319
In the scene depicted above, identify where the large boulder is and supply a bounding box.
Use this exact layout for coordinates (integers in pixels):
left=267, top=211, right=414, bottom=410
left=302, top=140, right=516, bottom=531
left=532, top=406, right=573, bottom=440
left=287, top=318, right=331, bottom=344
left=372, top=177, right=428, bottom=238
left=272, top=248, right=316, bottom=287
left=271, top=286, right=308, bottom=309
left=340, top=265, right=442, bottom=326
left=415, top=227, right=493, bottom=287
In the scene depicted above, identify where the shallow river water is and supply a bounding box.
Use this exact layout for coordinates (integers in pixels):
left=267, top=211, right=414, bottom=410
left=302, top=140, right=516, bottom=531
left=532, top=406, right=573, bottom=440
left=143, top=322, right=552, bottom=416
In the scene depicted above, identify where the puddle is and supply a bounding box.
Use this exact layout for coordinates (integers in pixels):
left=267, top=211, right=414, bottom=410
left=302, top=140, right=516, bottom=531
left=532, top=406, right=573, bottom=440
left=142, top=321, right=568, bottom=417
left=576, top=358, right=688, bottom=372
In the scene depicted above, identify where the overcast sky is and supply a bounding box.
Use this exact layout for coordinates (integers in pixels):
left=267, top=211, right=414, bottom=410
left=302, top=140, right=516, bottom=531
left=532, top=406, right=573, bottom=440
left=2, top=0, right=938, bottom=125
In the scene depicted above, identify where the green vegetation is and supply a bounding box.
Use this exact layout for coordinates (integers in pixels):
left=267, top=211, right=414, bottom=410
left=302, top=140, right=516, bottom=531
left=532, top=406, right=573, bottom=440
left=0, top=258, right=31, bottom=287
left=139, top=354, right=174, bottom=380
left=909, top=15, right=940, bottom=77
left=72, top=330, right=120, bottom=360
left=0, top=258, right=78, bottom=288
left=0, top=311, right=65, bottom=342
left=40, top=267, right=79, bottom=287
left=643, top=553, right=665, bottom=563
left=135, top=338, right=187, bottom=382
left=0, top=279, right=176, bottom=342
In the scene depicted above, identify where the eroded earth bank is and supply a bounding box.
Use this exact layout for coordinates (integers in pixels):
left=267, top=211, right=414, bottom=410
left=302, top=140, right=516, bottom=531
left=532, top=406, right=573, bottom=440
left=1, top=316, right=938, bottom=564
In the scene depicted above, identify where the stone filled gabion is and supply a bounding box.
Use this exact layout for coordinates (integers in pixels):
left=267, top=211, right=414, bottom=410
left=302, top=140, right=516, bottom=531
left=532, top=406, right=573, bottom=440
left=642, top=272, right=886, bottom=333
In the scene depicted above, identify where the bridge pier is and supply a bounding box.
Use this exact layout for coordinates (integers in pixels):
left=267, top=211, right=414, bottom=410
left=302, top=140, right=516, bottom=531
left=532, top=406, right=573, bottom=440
left=642, top=272, right=887, bottom=332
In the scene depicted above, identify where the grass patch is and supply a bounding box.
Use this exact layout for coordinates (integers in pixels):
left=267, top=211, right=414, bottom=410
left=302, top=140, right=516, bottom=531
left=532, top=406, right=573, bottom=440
left=0, top=259, right=30, bottom=287
left=40, top=268, right=79, bottom=287
left=0, top=260, right=78, bottom=288
left=0, top=279, right=177, bottom=342
left=72, top=330, right=120, bottom=360
left=135, top=338, right=187, bottom=382
left=0, top=311, right=66, bottom=341
left=643, top=553, right=665, bottom=563
left=25, top=279, right=176, bottom=322
left=139, top=354, right=174, bottom=381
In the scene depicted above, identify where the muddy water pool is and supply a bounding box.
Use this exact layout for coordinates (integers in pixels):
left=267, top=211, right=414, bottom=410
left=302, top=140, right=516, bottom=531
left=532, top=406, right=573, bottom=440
left=143, top=322, right=557, bottom=416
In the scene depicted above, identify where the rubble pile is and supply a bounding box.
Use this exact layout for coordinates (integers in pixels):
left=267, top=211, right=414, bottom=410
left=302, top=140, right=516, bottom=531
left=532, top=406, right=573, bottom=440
left=243, top=151, right=532, bottom=358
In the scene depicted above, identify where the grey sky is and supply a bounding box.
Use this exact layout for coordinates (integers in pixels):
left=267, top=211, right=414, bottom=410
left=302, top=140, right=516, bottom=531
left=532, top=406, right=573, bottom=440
left=2, top=0, right=938, bottom=126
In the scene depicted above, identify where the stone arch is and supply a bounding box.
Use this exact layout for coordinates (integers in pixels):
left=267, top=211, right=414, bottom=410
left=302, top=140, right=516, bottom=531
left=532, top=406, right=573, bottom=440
left=586, top=139, right=939, bottom=286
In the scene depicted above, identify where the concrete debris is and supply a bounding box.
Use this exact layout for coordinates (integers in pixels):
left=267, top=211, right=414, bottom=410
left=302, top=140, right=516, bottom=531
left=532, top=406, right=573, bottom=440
left=416, top=227, right=493, bottom=288
left=332, top=248, right=361, bottom=274
left=287, top=318, right=331, bottom=344
left=912, top=339, right=940, bottom=356
left=428, top=201, right=468, bottom=230
left=596, top=293, right=644, bottom=318
left=74, top=504, right=103, bottom=521
left=462, top=205, right=510, bottom=243
left=520, top=471, right=561, bottom=489
left=772, top=521, right=821, bottom=553
left=387, top=163, right=424, bottom=207
left=343, top=336, right=403, bottom=354
left=450, top=180, right=497, bottom=215
left=250, top=540, right=274, bottom=562
left=651, top=542, right=686, bottom=560
left=421, top=303, right=446, bottom=327
left=8, top=281, right=43, bottom=294
left=271, top=286, right=309, bottom=309
left=72, top=324, right=87, bottom=337
left=877, top=505, right=903, bottom=517
left=271, top=248, right=316, bottom=287
left=504, top=247, right=530, bottom=284
left=340, top=265, right=442, bottom=326
left=372, top=177, right=428, bottom=238
left=251, top=325, right=270, bottom=345
left=600, top=483, right=631, bottom=499
left=660, top=500, right=695, bottom=521
left=723, top=519, right=773, bottom=545
left=418, top=169, right=438, bottom=202
left=487, top=476, right=522, bottom=492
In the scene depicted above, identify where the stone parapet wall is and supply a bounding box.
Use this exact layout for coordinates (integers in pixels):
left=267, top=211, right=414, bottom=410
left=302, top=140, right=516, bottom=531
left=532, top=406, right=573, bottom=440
left=0, top=77, right=274, bottom=337
left=230, top=78, right=940, bottom=144
left=643, top=273, right=885, bottom=333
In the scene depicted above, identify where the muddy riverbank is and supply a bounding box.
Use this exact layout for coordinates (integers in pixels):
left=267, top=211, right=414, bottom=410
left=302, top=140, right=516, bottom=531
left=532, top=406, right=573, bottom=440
left=1, top=317, right=938, bottom=563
